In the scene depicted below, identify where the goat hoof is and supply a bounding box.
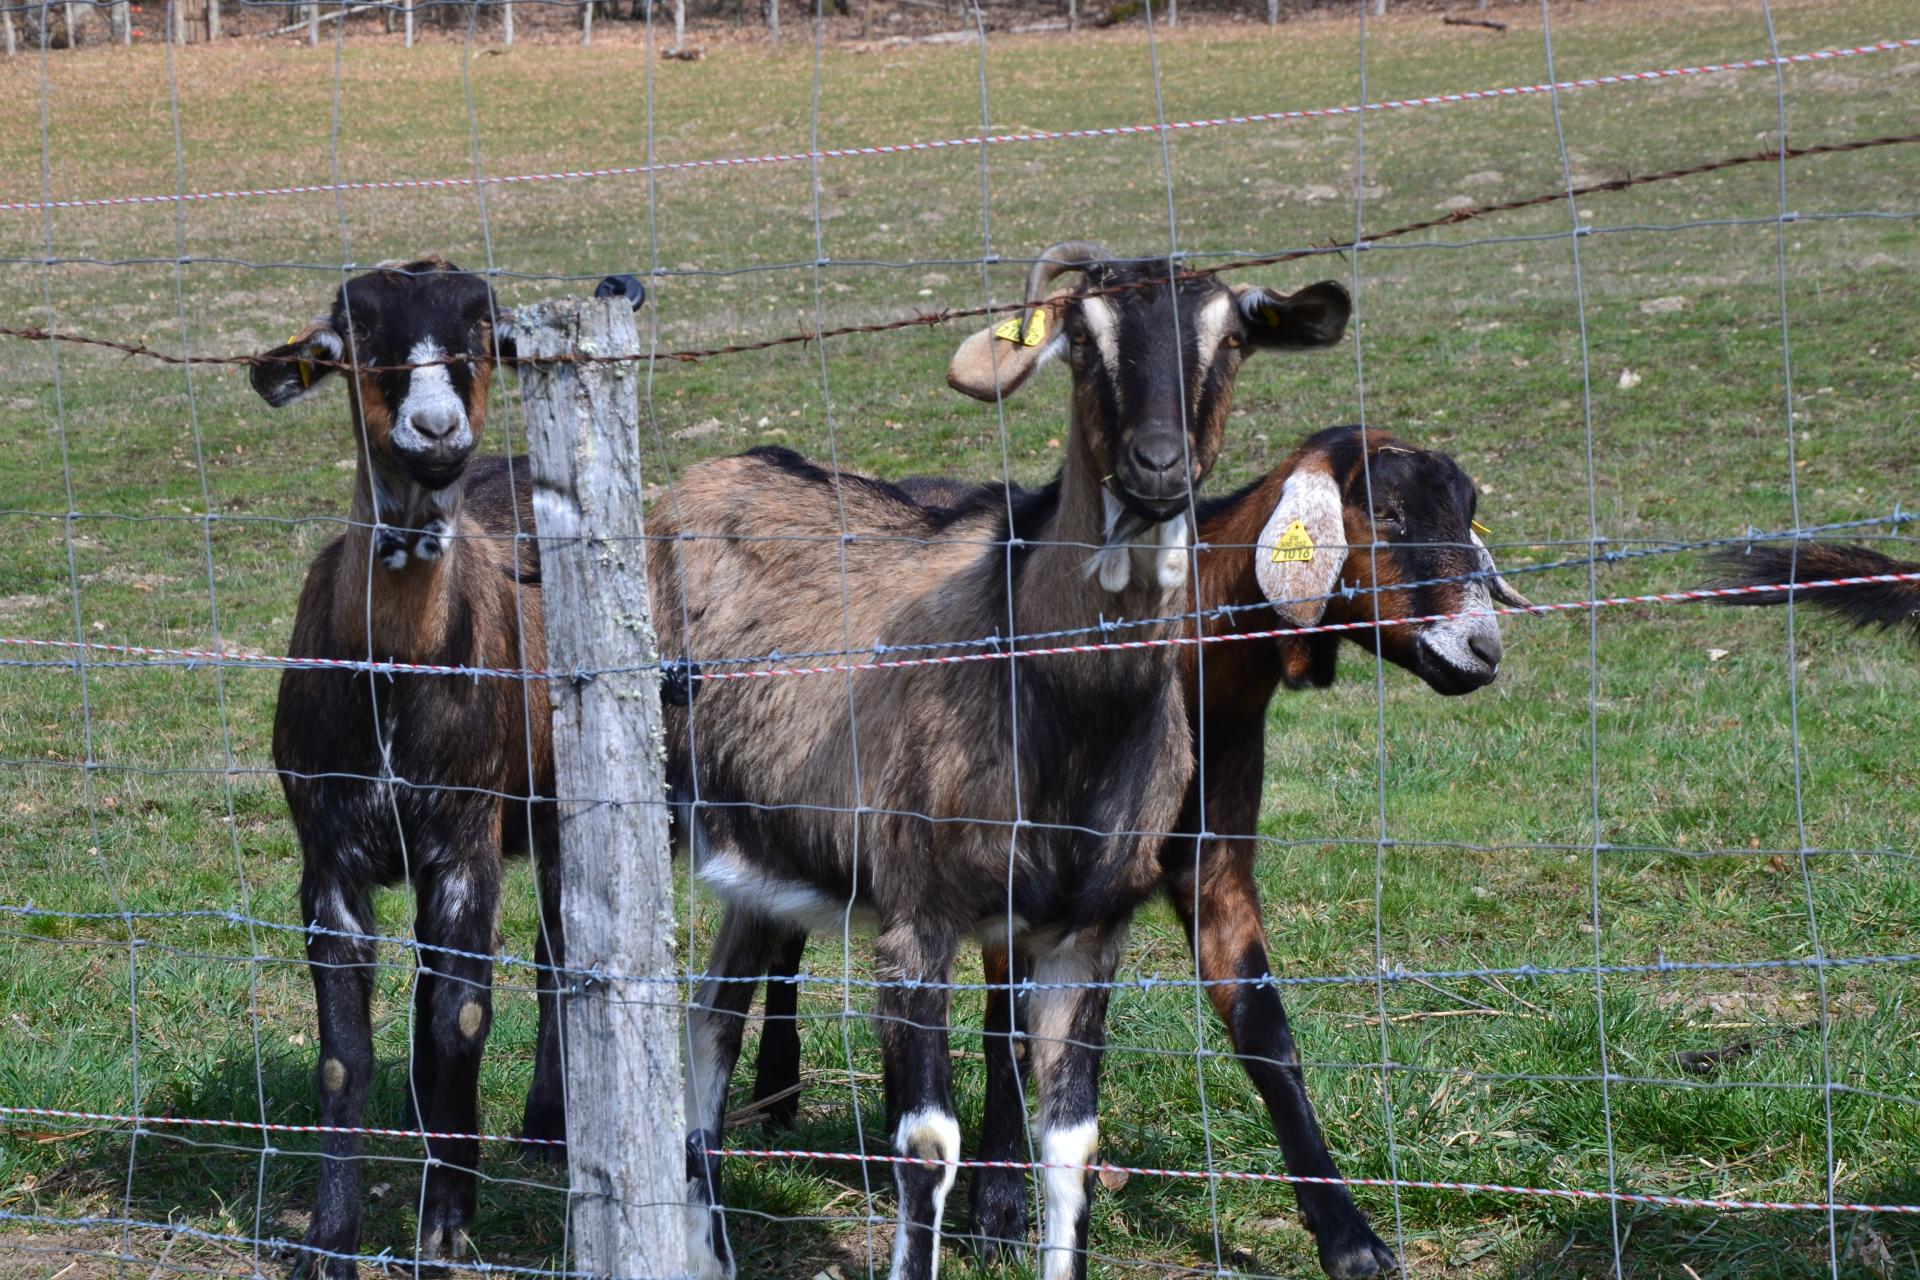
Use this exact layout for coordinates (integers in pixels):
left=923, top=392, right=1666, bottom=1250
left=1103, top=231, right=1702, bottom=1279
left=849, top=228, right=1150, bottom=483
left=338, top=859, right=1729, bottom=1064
left=288, top=1243, right=358, bottom=1280
left=966, top=1167, right=1030, bottom=1260
left=1313, top=1218, right=1398, bottom=1279
left=416, top=1204, right=473, bottom=1277
left=518, top=1100, right=567, bottom=1161
left=756, top=1093, right=799, bottom=1134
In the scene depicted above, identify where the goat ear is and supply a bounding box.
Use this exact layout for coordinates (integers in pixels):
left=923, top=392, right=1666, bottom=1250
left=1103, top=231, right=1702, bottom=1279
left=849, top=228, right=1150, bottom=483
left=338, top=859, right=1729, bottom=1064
left=1278, top=635, right=1340, bottom=690
left=1233, top=281, right=1351, bottom=351
left=1254, top=464, right=1346, bottom=626
left=250, top=320, right=343, bottom=408
left=1472, top=530, right=1534, bottom=609
left=490, top=309, right=519, bottom=365
left=947, top=293, right=1070, bottom=403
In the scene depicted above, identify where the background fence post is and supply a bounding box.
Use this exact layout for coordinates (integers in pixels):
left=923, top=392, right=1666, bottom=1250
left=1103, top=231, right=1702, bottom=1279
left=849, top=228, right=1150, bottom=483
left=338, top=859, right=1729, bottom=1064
left=3, top=4, right=15, bottom=55
left=512, top=295, right=692, bottom=1280
left=502, top=0, right=512, bottom=45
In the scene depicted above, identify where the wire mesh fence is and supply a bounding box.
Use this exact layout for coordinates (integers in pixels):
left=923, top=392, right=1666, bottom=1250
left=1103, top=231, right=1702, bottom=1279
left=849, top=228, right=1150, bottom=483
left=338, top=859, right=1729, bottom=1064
left=3, top=1, right=1918, bottom=1278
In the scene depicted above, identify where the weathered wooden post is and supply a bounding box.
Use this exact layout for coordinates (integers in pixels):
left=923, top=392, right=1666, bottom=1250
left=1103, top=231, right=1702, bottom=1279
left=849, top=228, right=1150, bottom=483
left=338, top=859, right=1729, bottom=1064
left=402, top=0, right=413, bottom=45
left=3, top=3, right=16, bottom=55
left=580, top=0, right=592, bottom=46
left=207, top=0, right=219, bottom=40
left=501, top=0, right=513, bottom=45
left=511, top=295, right=692, bottom=1280
left=307, top=1, right=318, bottom=43
left=1265, top=0, right=1276, bottom=27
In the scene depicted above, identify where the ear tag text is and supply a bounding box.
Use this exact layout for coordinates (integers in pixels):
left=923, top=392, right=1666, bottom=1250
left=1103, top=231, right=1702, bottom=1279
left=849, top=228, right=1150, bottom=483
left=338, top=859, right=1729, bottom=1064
left=1272, top=519, right=1315, bottom=564
left=993, top=309, right=1048, bottom=347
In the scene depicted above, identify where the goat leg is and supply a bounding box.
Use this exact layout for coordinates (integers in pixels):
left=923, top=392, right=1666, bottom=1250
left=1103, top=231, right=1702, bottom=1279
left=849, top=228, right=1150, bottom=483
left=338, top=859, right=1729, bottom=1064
left=411, top=848, right=502, bottom=1272
left=684, top=906, right=785, bottom=1280
left=967, top=941, right=1034, bottom=1259
left=1171, top=839, right=1397, bottom=1280
left=521, top=819, right=567, bottom=1157
left=876, top=925, right=962, bottom=1280
left=295, top=868, right=378, bottom=1280
left=747, top=928, right=809, bottom=1131
left=1024, top=927, right=1125, bottom=1280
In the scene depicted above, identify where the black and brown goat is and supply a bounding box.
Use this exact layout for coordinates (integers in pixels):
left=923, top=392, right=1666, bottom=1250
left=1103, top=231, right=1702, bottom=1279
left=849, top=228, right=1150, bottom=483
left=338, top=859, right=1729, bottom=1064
left=1713, top=541, right=1920, bottom=642
left=255, top=259, right=572, bottom=1277
left=748, top=426, right=1530, bottom=1279
left=650, top=243, right=1351, bottom=1280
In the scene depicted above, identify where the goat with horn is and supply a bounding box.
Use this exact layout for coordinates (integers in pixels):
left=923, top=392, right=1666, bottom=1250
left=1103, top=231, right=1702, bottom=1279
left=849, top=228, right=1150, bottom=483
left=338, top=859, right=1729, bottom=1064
left=651, top=242, right=1351, bottom=1280
left=747, top=424, right=1530, bottom=1278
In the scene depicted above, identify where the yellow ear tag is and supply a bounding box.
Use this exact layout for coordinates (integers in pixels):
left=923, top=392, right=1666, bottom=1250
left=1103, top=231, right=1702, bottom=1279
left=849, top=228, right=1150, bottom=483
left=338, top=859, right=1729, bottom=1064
left=288, top=333, right=314, bottom=388
left=1471, top=518, right=1492, bottom=535
left=1271, top=519, right=1315, bottom=564
left=992, top=309, right=1047, bottom=347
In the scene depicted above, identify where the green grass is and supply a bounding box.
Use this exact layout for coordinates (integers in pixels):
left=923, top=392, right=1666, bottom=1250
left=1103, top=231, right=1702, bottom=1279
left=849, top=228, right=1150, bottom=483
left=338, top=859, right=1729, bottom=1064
left=3, top=0, right=1919, bottom=1276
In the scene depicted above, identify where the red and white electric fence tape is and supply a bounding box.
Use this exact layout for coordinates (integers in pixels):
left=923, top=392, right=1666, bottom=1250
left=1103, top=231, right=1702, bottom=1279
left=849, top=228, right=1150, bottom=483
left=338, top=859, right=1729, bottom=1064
left=0, top=1106, right=1912, bottom=1215
left=2, top=38, right=1913, bottom=215
left=3, top=568, right=1915, bottom=685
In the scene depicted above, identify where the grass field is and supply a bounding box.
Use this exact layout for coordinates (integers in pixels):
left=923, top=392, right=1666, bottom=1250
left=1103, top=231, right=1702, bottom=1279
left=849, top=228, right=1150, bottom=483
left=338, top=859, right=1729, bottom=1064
left=2, top=0, right=1918, bottom=1276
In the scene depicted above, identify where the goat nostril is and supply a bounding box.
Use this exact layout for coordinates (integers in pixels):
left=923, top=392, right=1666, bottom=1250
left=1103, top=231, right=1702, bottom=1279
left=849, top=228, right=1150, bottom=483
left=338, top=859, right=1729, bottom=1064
left=411, top=410, right=460, bottom=443
left=1469, top=632, right=1502, bottom=669
left=1130, top=439, right=1183, bottom=475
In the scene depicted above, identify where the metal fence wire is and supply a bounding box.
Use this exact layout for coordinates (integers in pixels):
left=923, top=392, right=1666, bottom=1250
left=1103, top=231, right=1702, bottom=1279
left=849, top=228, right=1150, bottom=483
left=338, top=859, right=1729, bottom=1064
left=2, top=2, right=1917, bottom=1279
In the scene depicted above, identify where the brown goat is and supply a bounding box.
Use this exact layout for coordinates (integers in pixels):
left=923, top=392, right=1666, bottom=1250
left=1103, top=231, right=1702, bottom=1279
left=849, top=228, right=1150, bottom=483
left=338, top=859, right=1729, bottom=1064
left=748, top=426, right=1531, bottom=1278
left=256, top=260, right=567, bottom=1277
left=651, top=243, right=1351, bottom=1280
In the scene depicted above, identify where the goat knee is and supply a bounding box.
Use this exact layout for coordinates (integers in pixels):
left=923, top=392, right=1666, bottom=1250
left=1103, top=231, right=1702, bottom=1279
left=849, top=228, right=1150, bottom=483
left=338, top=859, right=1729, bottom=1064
left=430, top=989, right=491, bottom=1059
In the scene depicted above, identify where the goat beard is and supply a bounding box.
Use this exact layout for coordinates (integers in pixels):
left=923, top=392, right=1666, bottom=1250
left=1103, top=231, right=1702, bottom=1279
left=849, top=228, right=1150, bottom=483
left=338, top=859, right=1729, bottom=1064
left=1085, top=491, right=1191, bottom=594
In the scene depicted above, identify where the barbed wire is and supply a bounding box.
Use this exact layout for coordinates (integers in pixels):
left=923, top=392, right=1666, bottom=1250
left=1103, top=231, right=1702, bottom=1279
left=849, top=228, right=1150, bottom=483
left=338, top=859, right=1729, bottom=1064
left=3, top=131, right=1915, bottom=375
left=6, top=900, right=1914, bottom=995
left=3, top=562, right=1914, bottom=688
left=2, top=35, right=1911, bottom=216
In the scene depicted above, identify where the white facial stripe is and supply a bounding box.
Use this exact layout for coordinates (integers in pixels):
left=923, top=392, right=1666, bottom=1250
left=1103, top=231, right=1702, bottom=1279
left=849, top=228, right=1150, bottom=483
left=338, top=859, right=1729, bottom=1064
left=1191, top=293, right=1233, bottom=381
left=1079, top=296, right=1121, bottom=380
left=392, top=338, right=469, bottom=447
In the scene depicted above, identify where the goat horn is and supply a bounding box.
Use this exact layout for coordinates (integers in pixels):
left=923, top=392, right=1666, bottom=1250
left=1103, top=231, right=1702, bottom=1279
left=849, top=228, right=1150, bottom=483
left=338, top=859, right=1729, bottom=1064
left=1019, top=240, right=1111, bottom=339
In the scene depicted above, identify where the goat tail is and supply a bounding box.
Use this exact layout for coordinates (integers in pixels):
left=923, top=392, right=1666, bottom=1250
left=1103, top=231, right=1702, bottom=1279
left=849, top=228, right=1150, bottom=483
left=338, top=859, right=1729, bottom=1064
left=1712, top=541, right=1920, bottom=642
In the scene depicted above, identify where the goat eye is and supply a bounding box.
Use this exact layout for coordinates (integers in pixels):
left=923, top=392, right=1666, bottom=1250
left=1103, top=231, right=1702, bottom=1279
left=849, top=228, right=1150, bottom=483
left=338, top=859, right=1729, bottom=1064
left=1223, top=332, right=1243, bottom=350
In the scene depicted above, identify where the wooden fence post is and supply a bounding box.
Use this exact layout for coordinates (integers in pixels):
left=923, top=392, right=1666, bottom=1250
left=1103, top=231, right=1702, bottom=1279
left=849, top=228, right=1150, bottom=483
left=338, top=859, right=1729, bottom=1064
left=501, top=0, right=512, bottom=45
left=3, top=3, right=16, bottom=55
left=403, top=0, right=413, bottom=45
left=207, top=0, right=219, bottom=40
left=581, top=0, right=591, bottom=45
left=511, top=296, right=692, bottom=1280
